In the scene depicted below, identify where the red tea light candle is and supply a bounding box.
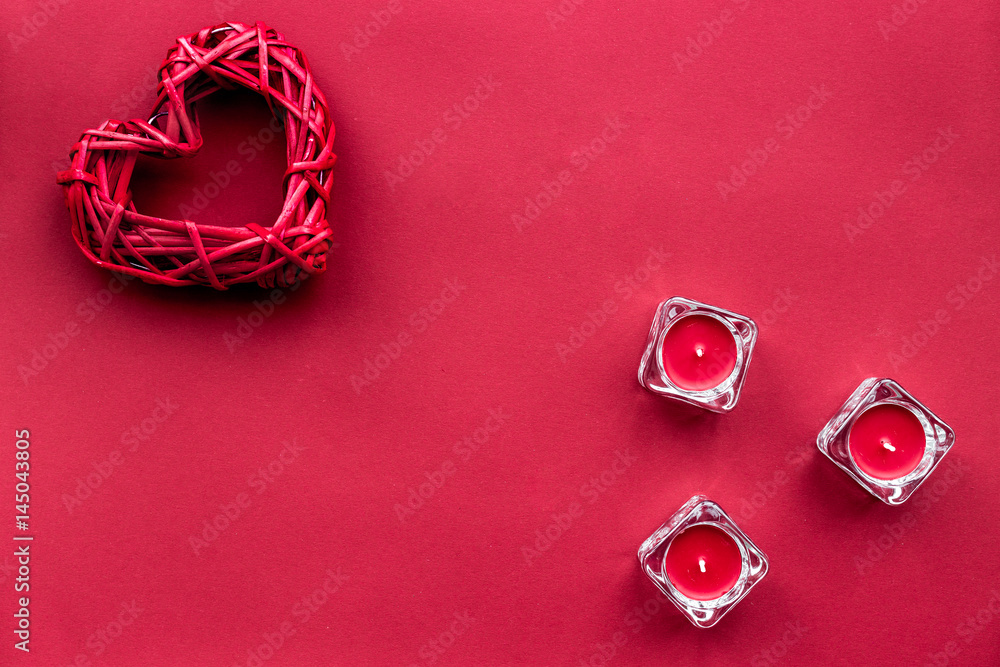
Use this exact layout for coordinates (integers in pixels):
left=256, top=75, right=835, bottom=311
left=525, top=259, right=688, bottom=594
left=638, top=297, right=758, bottom=413
left=848, top=403, right=926, bottom=480
left=816, top=378, right=956, bottom=505
left=638, top=495, right=769, bottom=628
left=663, top=523, right=743, bottom=601
left=660, top=314, right=738, bottom=391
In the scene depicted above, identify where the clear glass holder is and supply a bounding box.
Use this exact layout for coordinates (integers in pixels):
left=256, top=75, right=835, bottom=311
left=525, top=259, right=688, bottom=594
left=637, top=495, right=769, bottom=628
left=816, top=378, right=956, bottom=505
left=638, top=297, right=758, bottom=413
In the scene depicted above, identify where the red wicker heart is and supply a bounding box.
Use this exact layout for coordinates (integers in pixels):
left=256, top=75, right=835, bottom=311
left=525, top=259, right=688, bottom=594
left=57, top=22, right=336, bottom=289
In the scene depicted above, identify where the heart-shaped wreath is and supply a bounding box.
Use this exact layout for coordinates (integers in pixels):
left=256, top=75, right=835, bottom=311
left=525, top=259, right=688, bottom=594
left=57, top=22, right=336, bottom=289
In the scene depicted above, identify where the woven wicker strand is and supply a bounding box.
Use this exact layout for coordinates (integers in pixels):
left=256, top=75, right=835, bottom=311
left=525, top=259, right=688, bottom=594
left=57, top=22, right=336, bottom=289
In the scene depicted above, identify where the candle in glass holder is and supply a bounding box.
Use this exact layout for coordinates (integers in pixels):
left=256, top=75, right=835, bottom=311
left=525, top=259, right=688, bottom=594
left=817, top=378, right=955, bottom=505
left=663, top=523, right=743, bottom=601
left=848, top=403, right=926, bottom=480
left=638, top=297, right=758, bottom=413
left=638, top=495, right=768, bottom=628
left=660, top=314, right=738, bottom=391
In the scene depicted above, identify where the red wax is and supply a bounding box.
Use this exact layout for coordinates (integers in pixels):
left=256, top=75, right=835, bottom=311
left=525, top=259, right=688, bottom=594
left=660, top=314, right=738, bottom=391
left=664, top=523, right=743, bottom=601
left=848, top=403, right=926, bottom=480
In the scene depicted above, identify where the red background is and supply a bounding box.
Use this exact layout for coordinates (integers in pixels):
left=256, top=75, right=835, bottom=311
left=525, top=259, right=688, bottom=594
left=2, top=0, right=999, bottom=664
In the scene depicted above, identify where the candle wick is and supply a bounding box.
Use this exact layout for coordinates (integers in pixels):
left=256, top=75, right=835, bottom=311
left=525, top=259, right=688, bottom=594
left=881, top=439, right=896, bottom=452
left=698, top=558, right=706, bottom=573
left=695, top=347, right=705, bottom=358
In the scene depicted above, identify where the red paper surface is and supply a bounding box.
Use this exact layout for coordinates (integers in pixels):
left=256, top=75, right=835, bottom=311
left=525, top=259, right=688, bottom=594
left=2, top=1, right=999, bottom=664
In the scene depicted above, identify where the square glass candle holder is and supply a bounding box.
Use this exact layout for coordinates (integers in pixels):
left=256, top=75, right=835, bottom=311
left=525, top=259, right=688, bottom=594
left=816, top=378, right=956, bottom=505
left=637, top=495, right=769, bottom=628
left=638, top=297, right=758, bottom=413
